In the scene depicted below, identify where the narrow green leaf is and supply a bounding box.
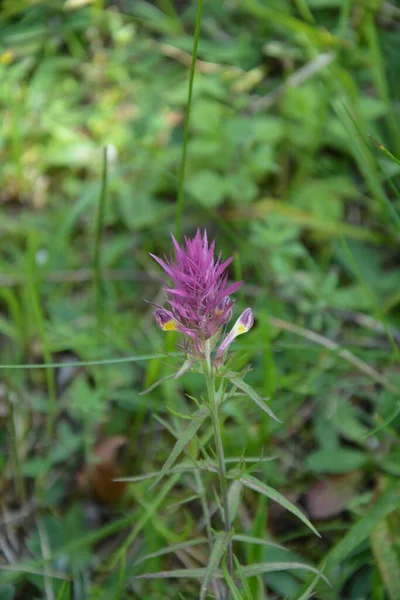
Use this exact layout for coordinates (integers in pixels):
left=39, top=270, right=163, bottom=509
left=370, top=519, right=400, bottom=600
left=293, top=0, right=315, bottom=23
left=139, top=372, right=178, bottom=395
left=0, top=352, right=182, bottom=370
left=297, top=481, right=400, bottom=598
left=230, top=377, right=281, bottom=423
left=117, top=461, right=195, bottom=483
left=117, top=459, right=217, bottom=483
left=56, top=582, right=71, bottom=600
left=134, top=567, right=219, bottom=579
left=364, top=403, right=400, bottom=438
left=228, top=481, right=243, bottom=525
left=239, top=474, right=320, bottom=537
left=140, top=359, right=194, bottom=395
left=134, top=537, right=208, bottom=567
left=368, top=135, right=400, bottom=168
left=26, top=234, right=57, bottom=436
left=239, top=561, right=328, bottom=584
left=221, top=558, right=245, bottom=600
left=0, top=565, right=70, bottom=580
left=93, top=146, right=108, bottom=336
left=323, top=481, right=400, bottom=571
left=241, top=0, right=343, bottom=45
left=292, top=571, right=325, bottom=600
left=200, top=531, right=233, bottom=600
left=150, top=407, right=209, bottom=489
left=233, top=534, right=286, bottom=551
left=166, top=494, right=201, bottom=510
left=225, top=457, right=276, bottom=465
left=233, top=555, right=255, bottom=600
left=166, top=407, right=194, bottom=420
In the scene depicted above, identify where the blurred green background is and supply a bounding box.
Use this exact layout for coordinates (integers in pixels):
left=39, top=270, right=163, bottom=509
left=1, top=0, right=400, bottom=598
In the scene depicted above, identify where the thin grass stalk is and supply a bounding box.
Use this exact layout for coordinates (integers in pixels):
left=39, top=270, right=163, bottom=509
left=7, top=392, right=26, bottom=504
left=156, top=0, right=180, bottom=20
left=337, top=0, right=352, bottom=36
left=93, top=146, right=108, bottom=339
left=363, top=10, right=400, bottom=155
left=26, top=236, right=57, bottom=438
left=175, top=0, right=203, bottom=240
left=37, top=518, right=55, bottom=600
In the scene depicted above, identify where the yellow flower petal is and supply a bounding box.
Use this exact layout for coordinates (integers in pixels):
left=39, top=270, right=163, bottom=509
left=162, top=320, right=178, bottom=331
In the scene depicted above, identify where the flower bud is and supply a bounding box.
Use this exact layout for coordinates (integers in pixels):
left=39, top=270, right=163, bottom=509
left=215, top=296, right=233, bottom=323
left=216, top=308, right=254, bottom=360
left=235, top=308, right=254, bottom=334
left=154, top=309, right=178, bottom=331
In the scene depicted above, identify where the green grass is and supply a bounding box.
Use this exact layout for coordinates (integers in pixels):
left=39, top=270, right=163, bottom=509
left=1, top=0, right=400, bottom=599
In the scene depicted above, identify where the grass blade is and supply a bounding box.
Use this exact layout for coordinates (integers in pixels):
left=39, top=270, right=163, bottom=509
left=239, top=562, right=328, bottom=583
left=233, top=534, right=286, bottom=551
left=56, top=582, right=71, bottom=600
left=292, top=571, right=326, bottom=600
left=93, top=146, right=108, bottom=338
left=0, top=352, right=182, bottom=370
left=326, top=482, right=400, bottom=572
left=297, top=481, right=400, bottom=597
left=134, top=537, right=208, bottom=567
left=117, top=460, right=209, bottom=483
left=26, top=235, right=57, bottom=437
left=233, top=555, right=255, bottom=600
left=370, top=518, right=400, bottom=600
left=134, top=567, right=214, bottom=579
left=293, top=0, right=315, bottom=23
left=368, top=135, right=400, bottom=168
left=0, top=565, right=70, bottom=580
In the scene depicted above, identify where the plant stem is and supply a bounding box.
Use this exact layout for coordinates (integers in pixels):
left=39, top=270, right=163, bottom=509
left=194, top=469, right=223, bottom=600
left=94, top=146, right=108, bottom=340
left=203, top=352, right=234, bottom=579
left=175, top=0, right=204, bottom=240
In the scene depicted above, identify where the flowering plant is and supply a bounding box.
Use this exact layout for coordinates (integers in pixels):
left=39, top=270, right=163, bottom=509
left=133, top=230, right=322, bottom=598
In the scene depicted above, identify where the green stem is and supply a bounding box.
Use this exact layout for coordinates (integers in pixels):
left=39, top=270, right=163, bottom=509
left=203, top=352, right=234, bottom=580
left=194, top=469, right=223, bottom=600
left=94, top=146, right=108, bottom=340
left=7, top=392, right=26, bottom=504
left=175, top=0, right=203, bottom=240
left=26, top=234, right=57, bottom=439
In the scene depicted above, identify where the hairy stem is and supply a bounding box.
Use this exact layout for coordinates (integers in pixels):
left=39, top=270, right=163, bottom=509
left=203, top=352, right=234, bottom=580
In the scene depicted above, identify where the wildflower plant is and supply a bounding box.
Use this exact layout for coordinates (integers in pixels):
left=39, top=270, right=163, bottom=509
left=133, top=230, right=324, bottom=598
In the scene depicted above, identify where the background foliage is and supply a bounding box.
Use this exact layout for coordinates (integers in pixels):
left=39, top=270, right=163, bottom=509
left=1, top=0, right=400, bottom=598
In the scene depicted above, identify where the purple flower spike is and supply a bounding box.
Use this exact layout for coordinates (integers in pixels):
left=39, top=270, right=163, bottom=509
left=150, top=229, right=242, bottom=358
left=216, top=308, right=254, bottom=360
